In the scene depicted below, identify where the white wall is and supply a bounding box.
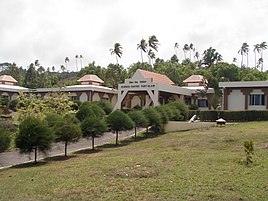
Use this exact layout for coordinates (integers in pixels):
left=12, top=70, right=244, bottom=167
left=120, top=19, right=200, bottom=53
left=92, top=93, right=100, bottom=101
left=80, top=92, right=88, bottom=102
left=228, top=90, right=244, bottom=110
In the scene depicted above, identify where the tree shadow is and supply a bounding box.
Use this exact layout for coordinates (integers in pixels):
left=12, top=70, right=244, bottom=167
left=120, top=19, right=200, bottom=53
left=74, top=149, right=102, bottom=155
left=43, top=155, right=77, bottom=162
left=11, top=161, right=48, bottom=169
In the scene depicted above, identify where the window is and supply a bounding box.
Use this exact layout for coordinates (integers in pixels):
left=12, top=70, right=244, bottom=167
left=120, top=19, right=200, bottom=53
left=198, top=99, right=208, bottom=107
left=249, top=94, right=265, bottom=106
left=70, top=96, right=78, bottom=101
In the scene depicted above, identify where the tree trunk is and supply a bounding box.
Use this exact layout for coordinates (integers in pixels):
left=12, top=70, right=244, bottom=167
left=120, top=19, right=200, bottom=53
left=141, top=50, right=143, bottom=63
left=116, top=130, right=119, bottom=145
left=92, top=135, right=95, bottom=150
left=34, top=146, right=37, bottom=163
left=134, top=127, right=137, bottom=140
left=65, top=141, right=68, bottom=157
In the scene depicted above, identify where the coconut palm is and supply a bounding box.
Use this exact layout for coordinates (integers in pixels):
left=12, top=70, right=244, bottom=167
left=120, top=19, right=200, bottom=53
left=183, top=44, right=190, bottom=60
left=253, top=44, right=261, bottom=68
left=257, top=58, right=263, bottom=70
left=148, top=49, right=156, bottom=65
left=110, top=43, right=123, bottom=65
left=194, top=51, right=200, bottom=61
left=75, top=55, right=79, bottom=71
left=233, top=58, right=237, bottom=64
left=189, top=43, right=195, bottom=61
left=259, top=42, right=267, bottom=71
left=238, top=43, right=249, bottom=67
left=174, top=42, right=179, bottom=57
left=64, top=57, right=70, bottom=71
left=148, top=35, right=159, bottom=52
left=79, top=55, right=83, bottom=69
left=137, top=39, right=148, bottom=63
left=60, top=65, right=65, bottom=72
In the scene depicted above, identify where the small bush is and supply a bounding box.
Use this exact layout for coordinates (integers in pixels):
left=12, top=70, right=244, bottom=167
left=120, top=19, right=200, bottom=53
left=244, top=140, right=254, bottom=165
left=0, top=129, right=11, bottom=152
left=8, top=99, right=18, bottom=111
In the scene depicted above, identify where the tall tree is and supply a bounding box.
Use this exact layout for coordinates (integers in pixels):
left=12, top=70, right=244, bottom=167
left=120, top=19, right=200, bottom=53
left=75, top=55, right=79, bottom=71
left=110, top=43, right=123, bottom=65
left=137, top=39, right=148, bottom=63
left=174, top=42, right=179, bottom=57
left=148, top=35, right=159, bottom=52
left=259, top=42, right=267, bottom=71
left=238, top=43, right=249, bottom=67
left=183, top=44, right=190, bottom=59
left=253, top=44, right=260, bottom=68
left=148, top=49, right=156, bottom=65
left=189, top=43, right=195, bottom=61
left=79, top=55, right=83, bottom=69
left=128, top=110, right=148, bottom=139
left=65, top=57, right=70, bottom=71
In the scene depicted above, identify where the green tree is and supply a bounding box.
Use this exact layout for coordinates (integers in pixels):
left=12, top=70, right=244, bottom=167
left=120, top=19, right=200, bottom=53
left=105, top=63, right=127, bottom=88
left=183, top=44, right=190, bottom=60
left=128, top=110, right=148, bottom=139
left=54, top=119, right=82, bottom=156
left=93, top=99, right=113, bottom=115
left=15, top=116, right=54, bottom=163
left=0, top=129, right=11, bottom=152
left=81, top=117, right=107, bottom=150
left=238, top=43, right=249, bottom=67
left=76, top=104, right=95, bottom=122
left=142, top=108, right=163, bottom=133
left=79, top=55, right=83, bottom=69
left=253, top=44, right=261, bottom=68
left=202, top=47, right=223, bottom=68
left=106, top=110, right=134, bottom=145
left=259, top=42, right=267, bottom=71
left=110, top=43, right=123, bottom=65
left=137, top=39, right=148, bottom=63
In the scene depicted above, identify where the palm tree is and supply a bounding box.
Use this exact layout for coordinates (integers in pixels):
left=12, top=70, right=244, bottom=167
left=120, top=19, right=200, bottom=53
left=148, top=49, right=156, bottom=65
left=75, top=55, right=79, bottom=71
left=64, top=57, right=70, bottom=71
left=183, top=44, right=190, bottom=60
left=137, top=39, right=148, bottom=63
left=253, top=44, right=261, bottom=68
left=259, top=42, right=267, bottom=71
left=110, top=43, right=123, bottom=65
left=148, top=35, right=159, bottom=52
left=233, top=58, right=237, bottom=64
left=189, top=43, right=195, bottom=61
left=174, top=42, right=179, bottom=57
left=60, top=65, right=65, bottom=72
left=52, top=66, right=55, bottom=72
left=257, top=58, right=263, bottom=70
left=79, top=55, right=83, bottom=69
left=238, top=43, right=249, bottom=67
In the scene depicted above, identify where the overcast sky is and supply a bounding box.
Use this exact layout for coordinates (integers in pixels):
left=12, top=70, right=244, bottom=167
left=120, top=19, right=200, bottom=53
left=1, top=0, right=268, bottom=72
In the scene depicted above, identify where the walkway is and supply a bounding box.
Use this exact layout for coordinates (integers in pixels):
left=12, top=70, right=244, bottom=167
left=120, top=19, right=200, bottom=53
left=0, top=128, right=143, bottom=169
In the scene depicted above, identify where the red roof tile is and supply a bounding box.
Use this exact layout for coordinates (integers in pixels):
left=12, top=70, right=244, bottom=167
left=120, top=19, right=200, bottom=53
left=137, top=69, right=175, bottom=85
left=77, top=74, right=104, bottom=84
left=0, top=75, right=17, bottom=83
left=183, top=75, right=205, bottom=83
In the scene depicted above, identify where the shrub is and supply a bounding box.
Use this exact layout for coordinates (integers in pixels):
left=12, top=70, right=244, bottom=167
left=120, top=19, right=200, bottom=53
left=128, top=110, right=148, bottom=139
left=142, top=108, right=163, bottom=133
left=0, top=129, right=11, bottom=152
left=167, top=100, right=189, bottom=120
left=93, top=100, right=113, bottom=115
left=189, top=103, right=198, bottom=110
left=244, top=140, right=254, bottom=165
left=106, top=110, right=134, bottom=145
left=8, top=99, right=18, bottom=111
left=76, top=105, right=95, bottom=122
left=15, top=116, right=54, bottom=163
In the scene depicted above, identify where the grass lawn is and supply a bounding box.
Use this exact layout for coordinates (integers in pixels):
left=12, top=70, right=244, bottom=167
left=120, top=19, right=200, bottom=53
left=0, top=122, right=268, bottom=201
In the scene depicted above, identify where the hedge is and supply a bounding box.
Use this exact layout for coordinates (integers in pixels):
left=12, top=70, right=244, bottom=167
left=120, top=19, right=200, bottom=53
left=189, top=110, right=268, bottom=122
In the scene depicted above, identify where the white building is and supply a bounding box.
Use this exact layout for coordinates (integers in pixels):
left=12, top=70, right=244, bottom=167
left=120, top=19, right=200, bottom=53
left=114, top=69, right=214, bottom=110
left=220, top=81, right=268, bottom=110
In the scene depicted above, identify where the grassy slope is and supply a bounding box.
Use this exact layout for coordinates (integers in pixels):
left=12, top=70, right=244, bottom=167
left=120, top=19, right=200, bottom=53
left=0, top=122, right=268, bottom=201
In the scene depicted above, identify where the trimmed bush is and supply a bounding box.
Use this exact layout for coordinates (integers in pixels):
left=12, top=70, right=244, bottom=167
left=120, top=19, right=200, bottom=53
left=143, top=108, right=163, bottom=133
left=189, top=110, right=268, bottom=122
left=167, top=100, right=189, bottom=120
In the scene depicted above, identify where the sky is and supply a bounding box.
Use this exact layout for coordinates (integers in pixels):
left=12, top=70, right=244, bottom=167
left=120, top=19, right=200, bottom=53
left=0, top=0, right=268, bottom=72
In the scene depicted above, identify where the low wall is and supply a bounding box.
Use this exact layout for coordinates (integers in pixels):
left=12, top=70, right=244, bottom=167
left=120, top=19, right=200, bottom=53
left=164, top=121, right=215, bottom=133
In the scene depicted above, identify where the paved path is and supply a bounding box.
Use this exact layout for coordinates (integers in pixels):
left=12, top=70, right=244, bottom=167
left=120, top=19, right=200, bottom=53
left=0, top=128, right=144, bottom=169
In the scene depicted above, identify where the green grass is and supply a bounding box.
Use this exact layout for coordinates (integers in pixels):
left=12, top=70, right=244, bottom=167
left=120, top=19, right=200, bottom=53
left=1, top=122, right=268, bottom=201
